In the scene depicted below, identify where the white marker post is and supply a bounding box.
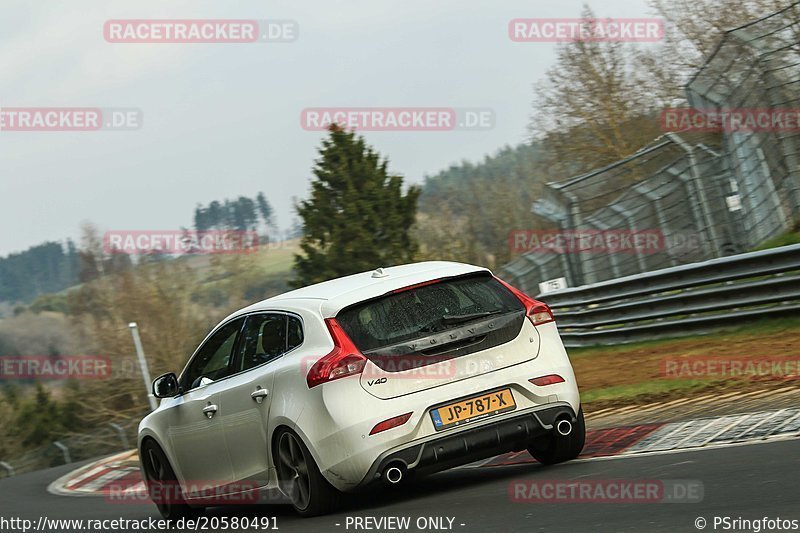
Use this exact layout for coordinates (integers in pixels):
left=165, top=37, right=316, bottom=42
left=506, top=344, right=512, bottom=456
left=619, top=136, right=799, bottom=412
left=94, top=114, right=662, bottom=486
left=538, top=277, right=569, bottom=295
left=129, top=322, right=158, bottom=411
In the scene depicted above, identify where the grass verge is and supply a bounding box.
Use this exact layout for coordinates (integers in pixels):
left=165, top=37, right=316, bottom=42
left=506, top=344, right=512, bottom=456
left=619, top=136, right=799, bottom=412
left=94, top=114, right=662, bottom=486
left=571, top=316, right=800, bottom=409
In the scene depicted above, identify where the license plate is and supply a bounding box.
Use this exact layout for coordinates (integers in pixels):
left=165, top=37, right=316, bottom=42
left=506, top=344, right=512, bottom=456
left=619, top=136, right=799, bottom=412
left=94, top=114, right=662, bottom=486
left=430, top=388, right=516, bottom=431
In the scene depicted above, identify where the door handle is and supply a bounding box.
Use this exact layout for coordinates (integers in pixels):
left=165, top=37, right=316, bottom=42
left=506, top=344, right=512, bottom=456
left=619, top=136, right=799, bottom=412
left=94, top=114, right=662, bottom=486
left=202, top=404, right=218, bottom=418
left=251, top=388, right=269, bottom=404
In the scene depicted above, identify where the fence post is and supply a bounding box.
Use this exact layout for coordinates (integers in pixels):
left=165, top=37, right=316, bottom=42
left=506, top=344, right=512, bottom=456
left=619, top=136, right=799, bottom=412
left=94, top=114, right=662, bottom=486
left=587, top=218, right=622, bottom=279
left=53, top=441, right=71, bottom=464
left=700, top=144, right=745, bottom=255
left=0, top=461, right=15, bottom=477
left=531, top=187, right=578, bottom=287
left=635, top=183, right=680, bottom=267
left=566, top=193, right=593, bottom=285
left=776, top=135, right=800, bottom=223
left=129, top=322, right=158, bottom=411
left=611, top=205, right=648, bottom=274
left=667, top=133, right=724, bottom=258
left=763, top=64, right=800, bottom=223
left=109, top=423, right=131, bottom=450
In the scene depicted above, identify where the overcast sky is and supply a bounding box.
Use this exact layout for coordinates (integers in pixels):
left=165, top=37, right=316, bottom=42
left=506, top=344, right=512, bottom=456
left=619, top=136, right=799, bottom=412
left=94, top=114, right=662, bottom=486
left=0, top=0, right=657, bottom=256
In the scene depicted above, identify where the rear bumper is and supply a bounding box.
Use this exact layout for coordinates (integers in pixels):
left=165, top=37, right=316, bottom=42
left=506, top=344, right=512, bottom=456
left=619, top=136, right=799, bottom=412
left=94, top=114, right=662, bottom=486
left=358, top=402, right=577, bottom=487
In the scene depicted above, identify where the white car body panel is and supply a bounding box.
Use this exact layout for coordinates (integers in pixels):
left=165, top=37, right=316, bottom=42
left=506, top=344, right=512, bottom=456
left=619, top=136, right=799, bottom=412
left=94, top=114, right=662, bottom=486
left=138, top=261, right=581, bottom=499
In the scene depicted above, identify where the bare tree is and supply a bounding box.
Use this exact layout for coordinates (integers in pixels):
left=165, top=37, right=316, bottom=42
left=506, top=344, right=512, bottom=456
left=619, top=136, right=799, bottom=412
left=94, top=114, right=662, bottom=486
left=637, top=0, right=792, bottom=105
left=530, top=6, right=664, bottom=178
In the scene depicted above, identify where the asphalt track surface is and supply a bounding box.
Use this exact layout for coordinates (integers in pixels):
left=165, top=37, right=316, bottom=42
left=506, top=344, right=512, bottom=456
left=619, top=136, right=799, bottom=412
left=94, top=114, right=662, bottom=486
left=1, top=439, right=799, bottom=533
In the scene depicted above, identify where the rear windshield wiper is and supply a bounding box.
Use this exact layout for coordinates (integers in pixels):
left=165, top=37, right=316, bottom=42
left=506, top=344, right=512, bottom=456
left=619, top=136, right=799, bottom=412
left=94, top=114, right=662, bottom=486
left=416, top=322, right=441, bottom=334
left=440, top=310, right=505, bottom=325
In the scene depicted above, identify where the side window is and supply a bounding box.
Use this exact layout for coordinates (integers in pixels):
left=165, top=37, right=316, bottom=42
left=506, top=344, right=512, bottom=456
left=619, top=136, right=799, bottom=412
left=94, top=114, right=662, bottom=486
left=236, top=314, right=288, bottom=373
left=181, top=317, right=244, bottom=391
left=287, top=315, right=304, bottom=351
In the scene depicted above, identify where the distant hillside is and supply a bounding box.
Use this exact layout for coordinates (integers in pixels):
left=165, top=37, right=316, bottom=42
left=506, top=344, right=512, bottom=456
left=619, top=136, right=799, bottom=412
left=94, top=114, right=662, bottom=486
left=0, top=241, right=79, bottom=305
left=419, top=143, right=547, bottom=210
left=19, top=239, right=299, bottom=316
left=416, top=143, right=549, bottom=267
left=2, top=146, right=550, bottom=306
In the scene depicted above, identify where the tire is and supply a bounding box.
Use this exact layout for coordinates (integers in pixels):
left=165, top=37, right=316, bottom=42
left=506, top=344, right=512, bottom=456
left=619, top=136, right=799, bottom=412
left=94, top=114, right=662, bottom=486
left=141, top=440, right=203, bottom=520
left=274, top=429, right=343, bottom=517
left=528, top=408, right=586, bottom=465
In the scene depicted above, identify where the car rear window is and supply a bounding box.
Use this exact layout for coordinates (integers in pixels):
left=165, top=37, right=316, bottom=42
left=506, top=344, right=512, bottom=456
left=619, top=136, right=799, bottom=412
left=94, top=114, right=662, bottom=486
left=337, top=273, right=523, bottom=353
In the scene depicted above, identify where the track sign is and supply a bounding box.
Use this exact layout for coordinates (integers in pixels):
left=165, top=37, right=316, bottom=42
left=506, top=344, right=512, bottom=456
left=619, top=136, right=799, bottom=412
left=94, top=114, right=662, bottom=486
left=539, top=277, right=568, bottom=295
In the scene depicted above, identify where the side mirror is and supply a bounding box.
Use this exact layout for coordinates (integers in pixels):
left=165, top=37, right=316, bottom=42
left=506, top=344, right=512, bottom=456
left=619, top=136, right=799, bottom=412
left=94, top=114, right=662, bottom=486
left=152, top=373, right=179, bottom=398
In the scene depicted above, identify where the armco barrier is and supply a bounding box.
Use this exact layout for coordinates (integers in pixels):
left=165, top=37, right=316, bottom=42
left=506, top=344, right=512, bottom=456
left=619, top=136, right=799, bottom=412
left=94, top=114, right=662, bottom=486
left=539, top=244, right=800, bottom=347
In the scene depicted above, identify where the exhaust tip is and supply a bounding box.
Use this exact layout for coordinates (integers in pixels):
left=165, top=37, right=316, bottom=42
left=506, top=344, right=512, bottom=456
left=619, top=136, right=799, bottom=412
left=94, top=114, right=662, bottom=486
left=383, top=464, right=405, bottom=485
left=556, top=419, right=573, bottom=436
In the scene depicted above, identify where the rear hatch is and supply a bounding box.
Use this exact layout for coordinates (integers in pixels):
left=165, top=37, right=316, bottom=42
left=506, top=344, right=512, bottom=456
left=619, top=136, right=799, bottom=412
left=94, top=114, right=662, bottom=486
left=336, top=273, right=541, bottom=399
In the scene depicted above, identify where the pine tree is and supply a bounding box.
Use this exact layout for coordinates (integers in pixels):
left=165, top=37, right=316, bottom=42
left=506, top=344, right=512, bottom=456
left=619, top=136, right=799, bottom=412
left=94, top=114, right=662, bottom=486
left=256, top=192, right=274, bottom=229
left=292, top=126, right=420, bottom=287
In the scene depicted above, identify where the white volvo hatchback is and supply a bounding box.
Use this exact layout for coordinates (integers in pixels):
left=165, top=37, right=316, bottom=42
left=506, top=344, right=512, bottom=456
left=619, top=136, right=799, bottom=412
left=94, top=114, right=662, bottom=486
left=138, top=261, right=583, bottom=517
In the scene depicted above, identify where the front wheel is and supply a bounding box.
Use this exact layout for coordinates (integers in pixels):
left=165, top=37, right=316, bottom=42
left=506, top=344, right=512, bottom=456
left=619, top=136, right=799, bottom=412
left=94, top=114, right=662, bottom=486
left=274, top=429, right=343, bottom=517
left=528, top=408, right=586, bottom=465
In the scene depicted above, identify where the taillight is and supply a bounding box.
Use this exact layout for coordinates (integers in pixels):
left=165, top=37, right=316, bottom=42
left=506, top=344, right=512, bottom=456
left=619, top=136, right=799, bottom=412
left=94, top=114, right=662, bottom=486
left=495, top=277, right=555, bottom=326
left=306, top=318, right=367, bottom=388
left=530, top=374, right=565, bottom=386
left=369, top=412, right=413, bottom=435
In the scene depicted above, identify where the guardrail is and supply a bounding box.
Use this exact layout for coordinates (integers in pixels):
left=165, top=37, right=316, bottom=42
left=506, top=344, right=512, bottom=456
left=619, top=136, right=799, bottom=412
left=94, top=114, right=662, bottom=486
left=0, top=421, right=137, bottom=479
left=539, top=244, right=800, bottom=348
